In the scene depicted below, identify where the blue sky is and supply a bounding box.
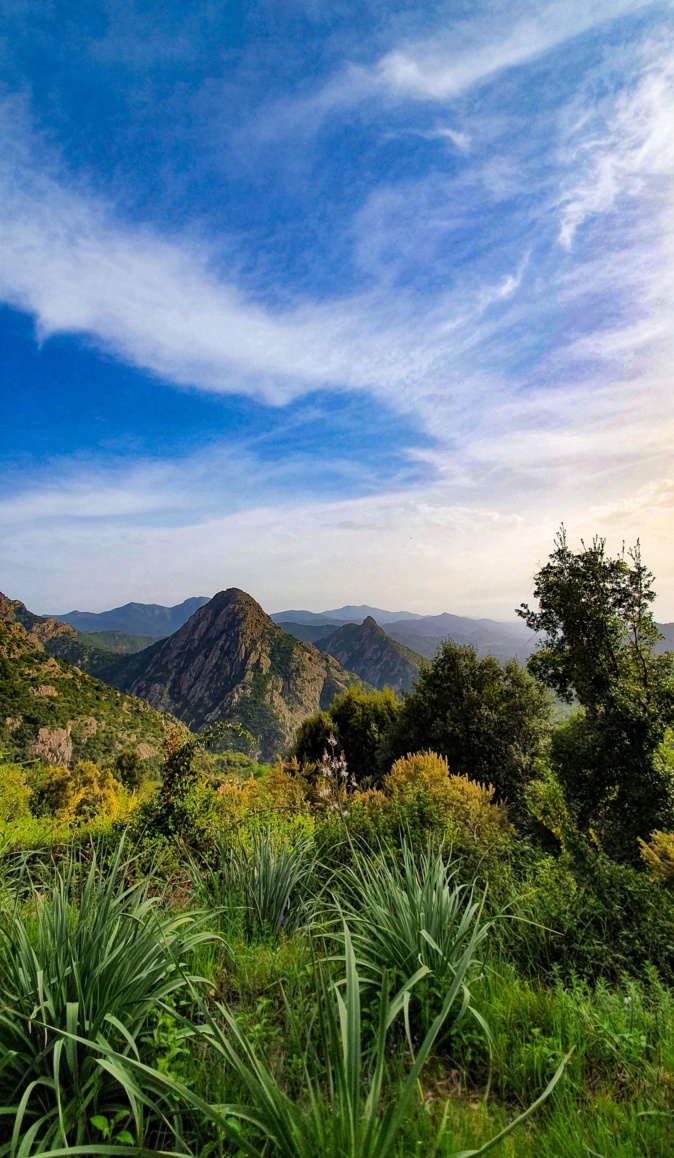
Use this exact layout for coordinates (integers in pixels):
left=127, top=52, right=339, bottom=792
left=1, top=0, right=673, bottom=617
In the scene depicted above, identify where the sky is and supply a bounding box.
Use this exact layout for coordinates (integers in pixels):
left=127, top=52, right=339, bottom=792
left=1, top=0, right=674, bottom=619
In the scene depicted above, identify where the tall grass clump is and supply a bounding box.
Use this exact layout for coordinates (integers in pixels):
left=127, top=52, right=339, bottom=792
left=191, top=827, right=317, bottom=940
left=99, top=924, right=569, bottom=1158
left=0, top=842, right=212, bottom=1153
left=334, top=842, right=493, bottom=1031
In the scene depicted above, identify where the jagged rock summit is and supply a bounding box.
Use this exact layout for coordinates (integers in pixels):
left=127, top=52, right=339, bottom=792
left=317, top=615, right=423, bottom=693
left=112, top=588, right=360, bottom=759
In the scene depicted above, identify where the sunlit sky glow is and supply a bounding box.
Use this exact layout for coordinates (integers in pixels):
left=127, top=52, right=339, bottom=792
left=1, top=0, right=673, bottom=618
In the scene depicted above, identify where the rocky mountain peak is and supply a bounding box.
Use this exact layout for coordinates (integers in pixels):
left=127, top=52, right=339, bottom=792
left=104, top=587, right=359, bottom=759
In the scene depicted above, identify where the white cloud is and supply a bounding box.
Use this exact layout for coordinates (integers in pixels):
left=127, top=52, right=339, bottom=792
left=559, top=45, right=674, bottom=246
left=250, top=0, right=656, bottom=138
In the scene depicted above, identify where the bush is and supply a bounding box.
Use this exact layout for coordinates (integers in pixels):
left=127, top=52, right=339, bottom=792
left=384, top=751, right=514, bottom=857
left=0, top=761, right=31, bottom=822
left=25, top=761, right=73, bottom=816
left=115, top=747, right=147, bottom=789
left=639, top=830, right=674, bottom=888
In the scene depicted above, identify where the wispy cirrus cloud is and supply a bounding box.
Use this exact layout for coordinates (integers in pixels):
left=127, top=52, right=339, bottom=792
left=244, top=0, right=660, bottom=143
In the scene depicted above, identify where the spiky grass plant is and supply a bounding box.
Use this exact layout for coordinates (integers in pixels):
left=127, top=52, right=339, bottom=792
left=334, top=843, right=492, bottom=1014
left=72, top=922, right=569, bottom=1158
left=0, top=842, right=212, bottom=1154
left=191, top=828, right=317, bottom=940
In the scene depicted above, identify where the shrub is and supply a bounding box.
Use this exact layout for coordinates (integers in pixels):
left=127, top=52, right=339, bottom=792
left=0, top=761, right=31, bottom=822
left=639, top=830, right=674, bottom=888
left=25, top=761, right=74, bottom=816
left=65, top=759, right=123, bottom=821
left=384, top=751, right=513, bottom=856
left=115, top=747, right=147, bottom=789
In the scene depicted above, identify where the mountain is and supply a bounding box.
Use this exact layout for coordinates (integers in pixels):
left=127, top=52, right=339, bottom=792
left=385, top=614, right=538, bottom=662
left=316, top=617, right=423, bottom=692
left=276, top=621, right=339, bottom=644
left=270, top=610, right=346, bottom=627
left=77, top=631, right=158, bottom=654
left=320, top=605, right=424, bottom=624
left=52, top=597, right=210, bottom=638
left=271, top=605, right=423, bottom=626
left=108, top=589, right=361, bottom=760
left=656, top=623, right=674, bottom=654
left=0, top=600, right=172, bottom=768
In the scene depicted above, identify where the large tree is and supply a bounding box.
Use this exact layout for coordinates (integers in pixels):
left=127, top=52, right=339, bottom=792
left=293, top=685, right=401, bottom=785
left=379, top=640, right=552, bottom=807
left=518, top=528, right=674, bottom=858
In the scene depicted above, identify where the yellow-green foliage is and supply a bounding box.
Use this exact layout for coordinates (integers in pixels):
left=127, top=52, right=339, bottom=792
left=25, top=760, right=123, bottom=821
left=317, top=750, right=514, bottom=859
left=525, top=764, right=572, bottom=852
left=65, top=760, right=123, bottom=821
left=384, top=750, right=513, bottom=853
left=0, top=757, right=130, bottom=853
left=0, top=762, right=31, bottom=822
left=639, top=830, right=674, bottom=888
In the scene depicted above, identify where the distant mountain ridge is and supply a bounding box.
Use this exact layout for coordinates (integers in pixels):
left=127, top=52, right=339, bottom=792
left=52, top=597, right=210, bottom=638
left=45, top=595, right=674, bottom=666
left=270, top=605, right=423, bottom=626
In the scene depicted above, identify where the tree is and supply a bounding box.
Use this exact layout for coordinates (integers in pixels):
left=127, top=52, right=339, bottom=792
left=379, top=640, right=552, bottom=807
left=115, top=749, right=146, bottom=791
left=293, top=685, right=401, bottom=785
left=518, top=528, right=674, bottom=858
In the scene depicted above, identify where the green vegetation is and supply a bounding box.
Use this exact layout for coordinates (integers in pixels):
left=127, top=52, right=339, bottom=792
left=0, top=530, right=673, bottom=1154
left=77, top=629, right=159, bottom=653
left=293, top=684, right=400, bottom=783
left=0, top=618, right=171, bottom=770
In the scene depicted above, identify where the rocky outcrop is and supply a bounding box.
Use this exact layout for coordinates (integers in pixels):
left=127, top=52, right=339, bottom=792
left=0, top=613, right=173, bottom=768
left=317, top=616, right=423, bottom=693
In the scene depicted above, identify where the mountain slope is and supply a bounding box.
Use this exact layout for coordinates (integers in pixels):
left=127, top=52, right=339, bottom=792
left=52, top=597, right=210, bottom=637
left=277, top=621, right=339, bottom=644
left=77, top=630, right=158, bottom=654
left=109, top=589, right=361, bottom=759
left=0, top=612, right=172, bottom=769
left=0, top=593, right=134, bottom=682
left=317, top=616, right=423, bottom=693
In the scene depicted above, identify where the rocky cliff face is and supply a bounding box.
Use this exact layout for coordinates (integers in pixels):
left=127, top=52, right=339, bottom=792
left=317, top=616, right=423, bottom=693
left=0, top=611, right=171, bottom=769
left=0, top=593, right=129, bottom=681
left=111, top=588, right=360, bottom=759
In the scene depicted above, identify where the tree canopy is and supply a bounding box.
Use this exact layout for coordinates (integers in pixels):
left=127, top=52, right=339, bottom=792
left=519, top=528, right=674, bottom=858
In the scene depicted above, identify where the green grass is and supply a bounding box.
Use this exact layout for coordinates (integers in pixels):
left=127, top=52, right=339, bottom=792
left=0, top=829, right=673, bottom=1157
